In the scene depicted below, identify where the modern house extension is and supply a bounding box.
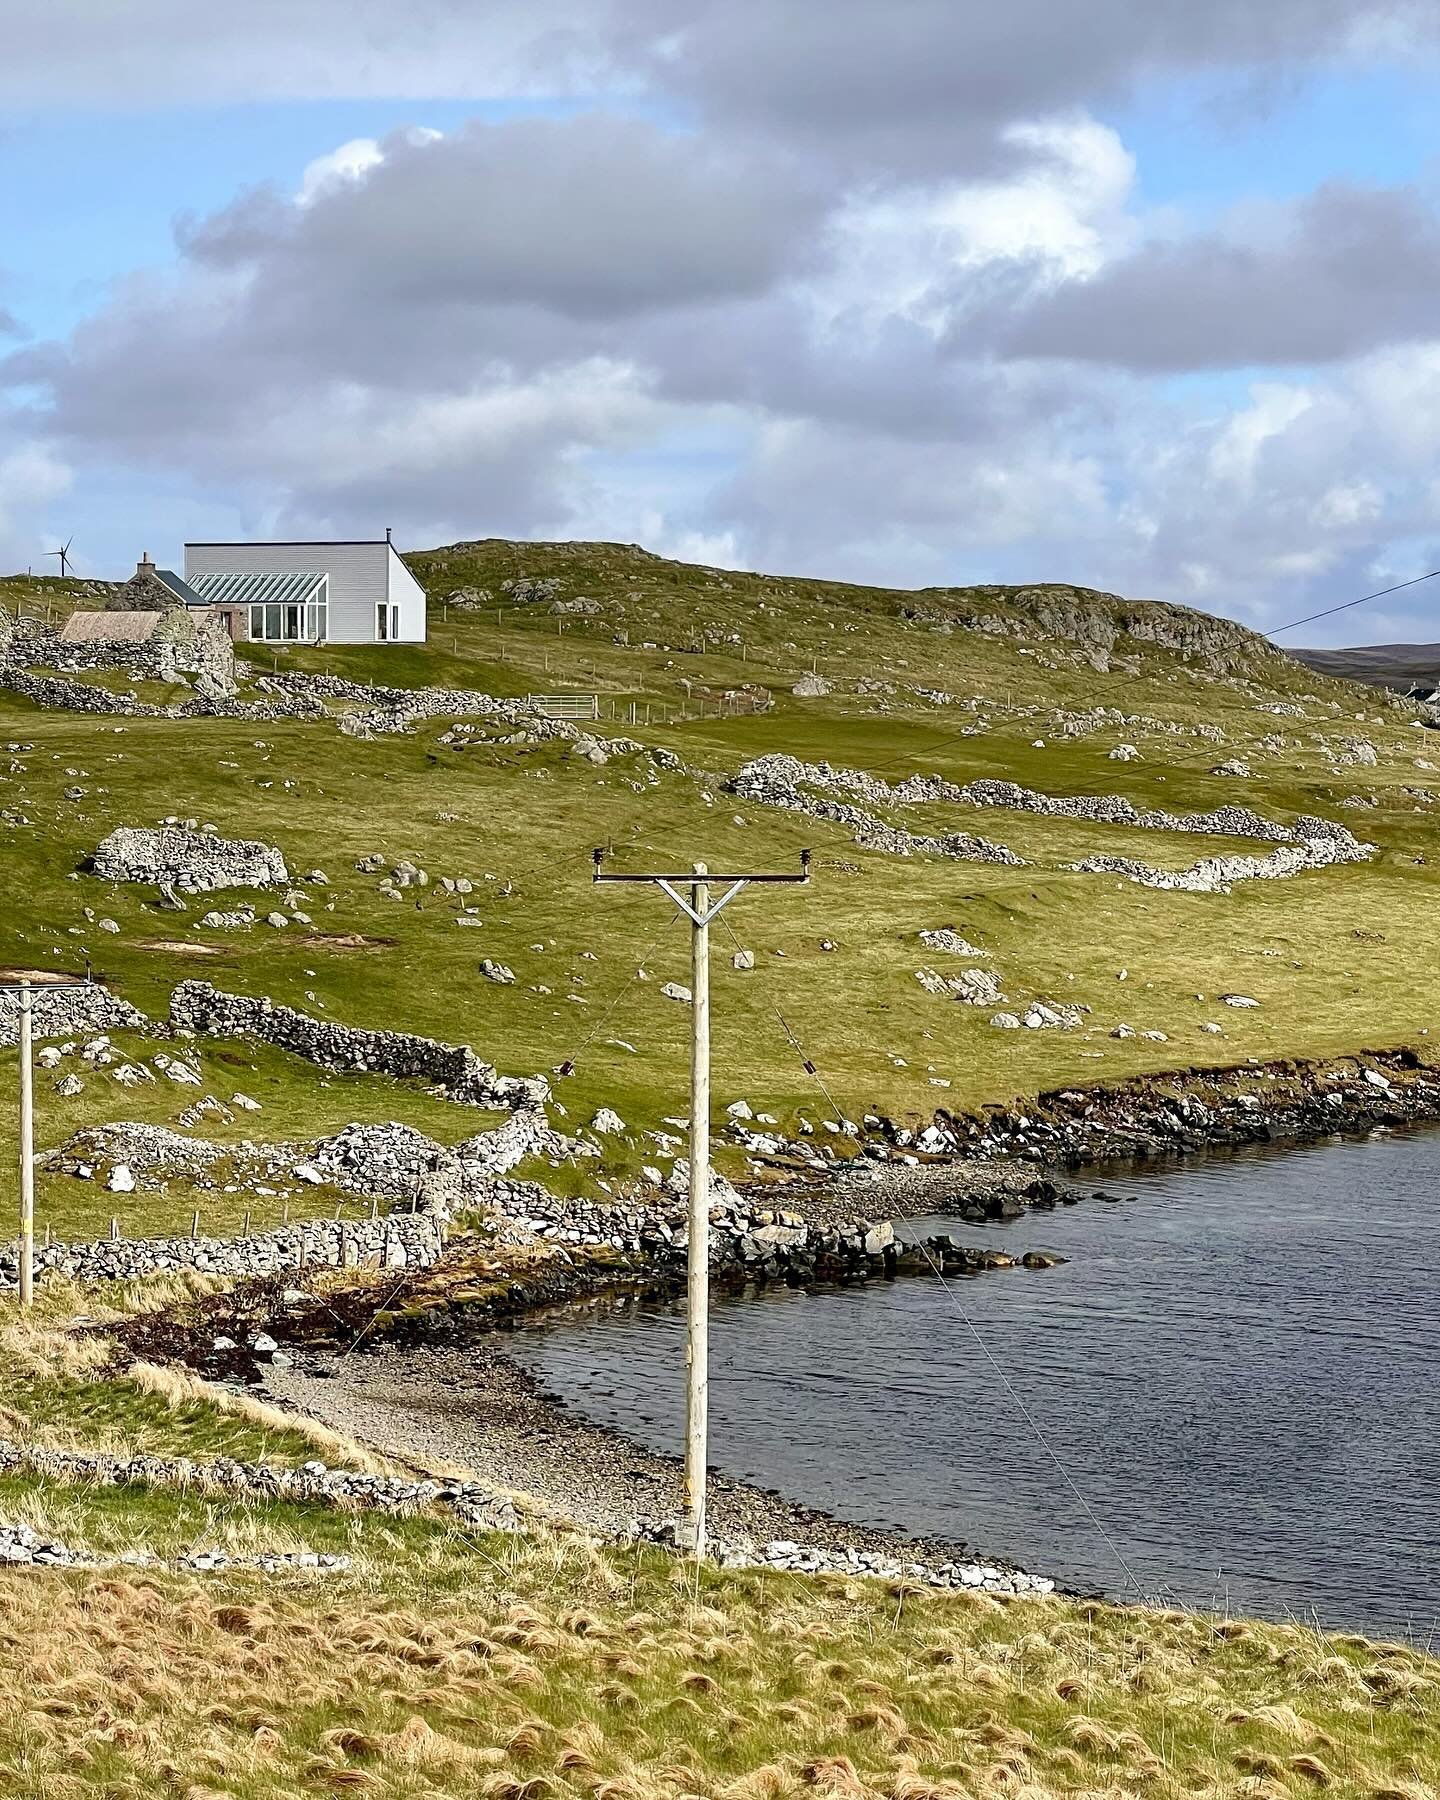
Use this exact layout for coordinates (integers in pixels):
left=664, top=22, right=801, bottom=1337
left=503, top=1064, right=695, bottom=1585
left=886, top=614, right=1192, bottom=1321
left=182, top=537, right=427, bottom=644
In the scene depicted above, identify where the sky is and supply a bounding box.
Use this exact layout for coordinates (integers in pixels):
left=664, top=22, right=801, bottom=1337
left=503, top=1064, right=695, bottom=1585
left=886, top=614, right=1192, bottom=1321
left=3, top=3, right=1440, bottom=644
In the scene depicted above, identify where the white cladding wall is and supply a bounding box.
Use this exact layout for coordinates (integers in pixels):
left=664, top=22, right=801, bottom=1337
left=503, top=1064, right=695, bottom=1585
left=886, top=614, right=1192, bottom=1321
left=183, top=542, right=427, bottom=644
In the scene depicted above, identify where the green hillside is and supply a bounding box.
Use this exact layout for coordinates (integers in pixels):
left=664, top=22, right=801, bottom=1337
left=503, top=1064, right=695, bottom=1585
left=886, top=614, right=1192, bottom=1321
left=0, top=541, right=1435, bottom=1239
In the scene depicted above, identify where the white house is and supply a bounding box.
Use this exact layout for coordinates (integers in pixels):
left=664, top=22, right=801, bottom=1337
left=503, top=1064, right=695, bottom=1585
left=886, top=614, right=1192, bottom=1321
left=182, top=537, right=427, bottom=645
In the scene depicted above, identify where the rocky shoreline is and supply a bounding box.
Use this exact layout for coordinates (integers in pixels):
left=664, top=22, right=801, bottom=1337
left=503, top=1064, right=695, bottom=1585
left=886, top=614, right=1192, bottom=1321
left=50, top=1038, right=1440, bottom=1605
left=258, top=1333, right=1054, bottom=1596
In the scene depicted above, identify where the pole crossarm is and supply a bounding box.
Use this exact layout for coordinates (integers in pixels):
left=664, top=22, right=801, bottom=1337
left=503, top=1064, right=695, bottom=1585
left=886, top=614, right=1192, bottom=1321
left=592, top=847, right=811, bottom=890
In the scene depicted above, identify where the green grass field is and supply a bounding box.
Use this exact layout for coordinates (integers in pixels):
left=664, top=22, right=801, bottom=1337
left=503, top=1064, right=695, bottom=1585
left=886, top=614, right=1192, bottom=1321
left=3, top=540, right=1438, bottom=1241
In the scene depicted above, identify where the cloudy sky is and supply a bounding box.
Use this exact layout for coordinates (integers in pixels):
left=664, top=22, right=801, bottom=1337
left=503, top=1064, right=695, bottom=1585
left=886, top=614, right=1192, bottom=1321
left=3, top=1, right=1440, bottom=642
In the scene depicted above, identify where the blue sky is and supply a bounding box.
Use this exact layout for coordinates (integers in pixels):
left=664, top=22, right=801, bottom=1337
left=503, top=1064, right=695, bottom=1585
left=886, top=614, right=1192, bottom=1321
left=4, top=2, right=1440, bottom=644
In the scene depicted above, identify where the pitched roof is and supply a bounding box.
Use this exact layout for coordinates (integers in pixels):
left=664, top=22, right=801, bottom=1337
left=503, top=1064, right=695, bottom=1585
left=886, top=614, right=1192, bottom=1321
left=152, top=568, right=209, bottom=607
left=187, top=570, right=327, bottom=607
left=58, top=611, right=162, bottom=644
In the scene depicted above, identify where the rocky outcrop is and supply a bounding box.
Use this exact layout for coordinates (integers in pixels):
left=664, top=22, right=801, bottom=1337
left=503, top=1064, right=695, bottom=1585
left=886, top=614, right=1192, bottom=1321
left=168, top=981, right=546, bottom=1111
left=92, top=826, right=288, bottom=892
left=912, top=581, right=1285, bottom=676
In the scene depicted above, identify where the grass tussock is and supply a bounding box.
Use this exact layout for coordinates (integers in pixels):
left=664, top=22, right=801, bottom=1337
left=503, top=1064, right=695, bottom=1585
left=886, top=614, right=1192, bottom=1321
left=0, top=1513, right=1427, bottom=1798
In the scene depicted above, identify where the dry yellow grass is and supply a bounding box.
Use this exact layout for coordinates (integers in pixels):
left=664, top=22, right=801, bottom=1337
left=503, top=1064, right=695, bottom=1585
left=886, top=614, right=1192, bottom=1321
left=0, top=1523, right=1433, bottom=1799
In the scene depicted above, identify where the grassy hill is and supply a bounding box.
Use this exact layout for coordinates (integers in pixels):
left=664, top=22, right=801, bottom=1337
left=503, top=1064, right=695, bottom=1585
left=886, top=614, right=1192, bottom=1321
left=1, top=540, right=1436, bottom=1241
left=2, top=543, right=1440, bottom=1794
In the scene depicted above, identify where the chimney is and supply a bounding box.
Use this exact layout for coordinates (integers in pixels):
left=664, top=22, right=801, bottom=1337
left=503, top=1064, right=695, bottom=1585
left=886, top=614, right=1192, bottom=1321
left=136, top=551, right=155, bottom=576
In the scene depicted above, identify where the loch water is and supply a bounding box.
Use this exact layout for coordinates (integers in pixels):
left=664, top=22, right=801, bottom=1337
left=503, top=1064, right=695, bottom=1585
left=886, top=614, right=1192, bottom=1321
left=509, top=1128, right=1440, bottom=1638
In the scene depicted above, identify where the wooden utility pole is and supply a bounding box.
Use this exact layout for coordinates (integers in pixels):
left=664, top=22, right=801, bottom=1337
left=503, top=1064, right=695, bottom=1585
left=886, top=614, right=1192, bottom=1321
left=17, top=984, right=32, bottom=1308
left=4, top=975, right=91, bottom=1307
left=687, top=865, right=710, bottom=1550
left=591, top=849, right=811, bottom=1557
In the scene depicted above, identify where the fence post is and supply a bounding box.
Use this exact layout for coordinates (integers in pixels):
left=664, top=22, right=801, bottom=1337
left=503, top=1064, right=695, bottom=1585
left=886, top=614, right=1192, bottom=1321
left=190, top=1209, right=200, bottom=1240
left=109, top=1216, right=119, bottom=1241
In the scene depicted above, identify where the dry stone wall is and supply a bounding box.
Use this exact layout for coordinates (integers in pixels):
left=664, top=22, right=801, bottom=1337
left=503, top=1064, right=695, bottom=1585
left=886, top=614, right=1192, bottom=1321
left=0, top=1438, right=517, bottom=1533
left=732, top=753, right=1371, bottom=885
left=168, top=980, right=546, bottom=1111
left=0, top=983, right=146, bottom=1049
left=1071, top=836, right=1371, bottom=892
left=730, top=755, right=1024, bottom=866
left=17, top=1212, right=446, bottom=1287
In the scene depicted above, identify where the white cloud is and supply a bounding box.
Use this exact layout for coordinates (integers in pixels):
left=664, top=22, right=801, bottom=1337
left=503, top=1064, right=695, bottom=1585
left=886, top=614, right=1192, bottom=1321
left=1205, top=384, right=1315, bottom=489
left=297, top=138, right=387, bottom=206
left=296, top=128, right=445, bottom=206
left=0, top=443, right=74, bottom=571
left=817, top=114, right=1137, bottom=337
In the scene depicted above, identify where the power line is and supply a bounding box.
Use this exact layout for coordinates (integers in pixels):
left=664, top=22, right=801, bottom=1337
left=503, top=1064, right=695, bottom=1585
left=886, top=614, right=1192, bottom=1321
left=552, top=905, right=684, bottom=1079
left=1266, top=567, right=1440, bottom=639
left=858, top=567, right=1440, bottom=778
left=724, top=932, right=1149, bottom=1600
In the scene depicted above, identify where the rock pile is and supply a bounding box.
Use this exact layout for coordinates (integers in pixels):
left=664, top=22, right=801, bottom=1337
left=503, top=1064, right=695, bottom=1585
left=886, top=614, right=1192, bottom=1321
left=92, top=825, right=289, bottom=892
left=918, top=927, right=988, bottom=956
left=916, top=966, right=1004, bottom=1005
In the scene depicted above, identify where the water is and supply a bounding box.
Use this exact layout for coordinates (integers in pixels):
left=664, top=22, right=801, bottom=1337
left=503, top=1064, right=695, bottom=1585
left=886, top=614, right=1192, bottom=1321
left=510, top=1129, right=1440, bottom=1637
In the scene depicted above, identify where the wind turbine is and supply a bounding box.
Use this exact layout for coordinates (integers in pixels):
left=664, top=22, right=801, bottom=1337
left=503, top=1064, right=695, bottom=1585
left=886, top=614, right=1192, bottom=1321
left=46, top=537, right=74, bottom=579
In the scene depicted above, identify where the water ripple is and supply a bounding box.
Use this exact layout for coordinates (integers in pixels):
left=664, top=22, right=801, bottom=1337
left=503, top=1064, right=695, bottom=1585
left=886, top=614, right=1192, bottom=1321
left=511, top=1129, right=1440, bottom=1636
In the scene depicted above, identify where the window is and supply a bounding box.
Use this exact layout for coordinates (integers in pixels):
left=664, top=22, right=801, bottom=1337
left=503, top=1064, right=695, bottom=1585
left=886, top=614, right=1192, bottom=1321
left=250, top=602, right=310, bottom=643
left=376, top=602, right=400, bottom=642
